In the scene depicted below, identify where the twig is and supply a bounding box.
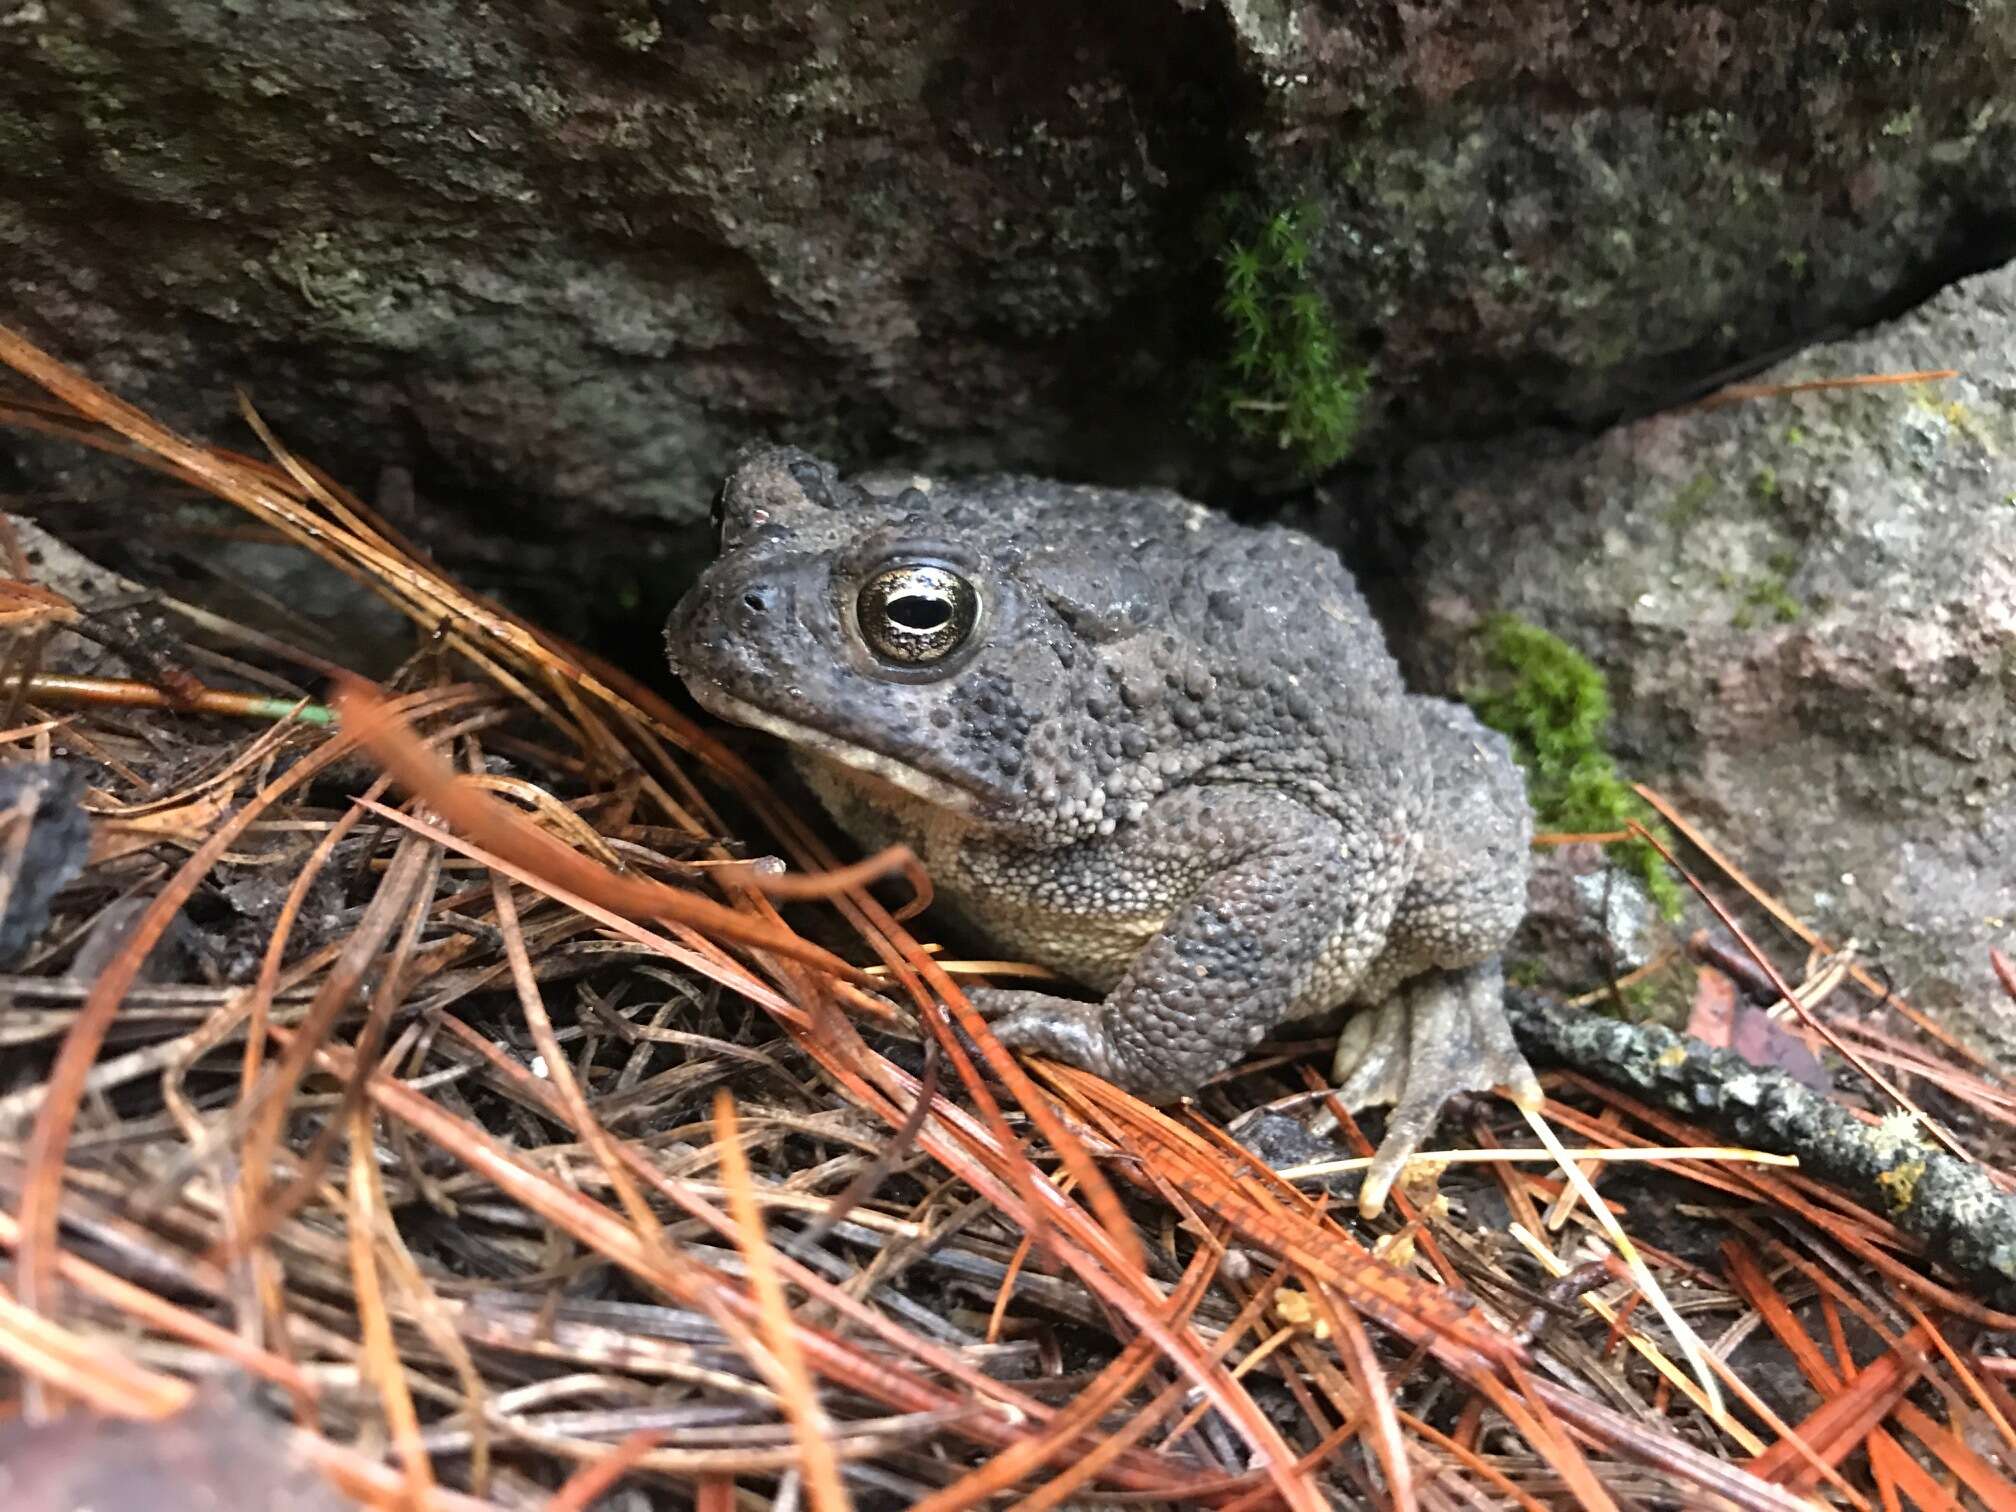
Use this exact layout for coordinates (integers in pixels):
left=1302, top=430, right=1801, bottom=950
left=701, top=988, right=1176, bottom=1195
left=1630, top=819, right=1971, bottom=1162
left=1507, top=991, right=2016, bottom=1310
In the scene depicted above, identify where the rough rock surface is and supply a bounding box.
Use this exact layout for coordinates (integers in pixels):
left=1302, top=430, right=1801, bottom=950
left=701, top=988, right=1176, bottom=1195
left=3, top=2, right=2014, bottom=616
left=1364, top=259, right=2016, bottom=1057
left=8, top=510, right=143, bottom=677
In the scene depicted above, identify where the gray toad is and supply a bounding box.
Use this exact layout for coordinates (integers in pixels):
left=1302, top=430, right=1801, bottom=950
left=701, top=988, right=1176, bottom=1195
left=666, top=447, right=1541, bottom=1214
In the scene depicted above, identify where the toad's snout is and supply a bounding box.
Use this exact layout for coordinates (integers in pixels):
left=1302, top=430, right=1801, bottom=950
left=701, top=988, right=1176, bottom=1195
left=665, top=557, right=806, bottom=686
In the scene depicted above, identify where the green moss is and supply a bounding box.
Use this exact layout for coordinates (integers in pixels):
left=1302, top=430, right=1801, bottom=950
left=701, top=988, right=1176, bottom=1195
left=1616, top=976, right=1666, bottom=1022
left=1732, top=558, right=1802, bottom=627
left=1749, top=465, right=1779, bottom=504
left=1197, top=202, right=1369, bottom=477
left=1763, top=585, right=1800, bottom=620
left=1466, top=616, right=1684, bottom=919
left=1665, top=473, right=1717, bottom=531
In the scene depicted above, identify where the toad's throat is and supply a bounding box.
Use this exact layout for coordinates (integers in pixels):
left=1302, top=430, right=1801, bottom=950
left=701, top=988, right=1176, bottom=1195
left=684, top=680, right=980, bottom=815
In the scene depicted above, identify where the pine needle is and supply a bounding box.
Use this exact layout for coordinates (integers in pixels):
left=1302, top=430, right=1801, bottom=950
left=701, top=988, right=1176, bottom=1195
left=1523, top=1101, right=1726, bottom=1416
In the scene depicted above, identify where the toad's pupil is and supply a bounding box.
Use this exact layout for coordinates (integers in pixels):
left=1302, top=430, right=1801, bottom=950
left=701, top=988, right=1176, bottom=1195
left=889, top=594, right=950, bottom=630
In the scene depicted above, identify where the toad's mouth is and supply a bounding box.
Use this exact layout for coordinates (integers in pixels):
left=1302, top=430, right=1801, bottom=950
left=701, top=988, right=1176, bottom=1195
left=684, top=680, right=980, bottom=815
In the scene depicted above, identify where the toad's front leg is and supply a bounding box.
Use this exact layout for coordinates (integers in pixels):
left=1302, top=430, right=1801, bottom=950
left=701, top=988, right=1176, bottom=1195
left=972, top=786, right=1388, bottom=1104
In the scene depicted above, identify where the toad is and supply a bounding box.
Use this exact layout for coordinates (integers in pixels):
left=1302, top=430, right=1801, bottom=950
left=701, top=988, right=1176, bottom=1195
left=666, top=447, right=1541, bottom=1214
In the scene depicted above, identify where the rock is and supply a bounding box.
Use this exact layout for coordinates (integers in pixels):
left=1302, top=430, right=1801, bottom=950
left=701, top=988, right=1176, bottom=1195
left=1517, top=842, right=1662, bottom=994
left=1366, top=258, right=2016, bottom=1058
left=3, top=2, right=2014, bottom=621
left=6, top=511, right=143, bottom=679
left=0, top=761, right=91, bottom=964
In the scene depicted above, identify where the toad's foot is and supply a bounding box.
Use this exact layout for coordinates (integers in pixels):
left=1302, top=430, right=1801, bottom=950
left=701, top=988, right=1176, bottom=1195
left=1324, top=962, right=1542, bottom=1218
left=962, top=987, right=1149, bottom=1091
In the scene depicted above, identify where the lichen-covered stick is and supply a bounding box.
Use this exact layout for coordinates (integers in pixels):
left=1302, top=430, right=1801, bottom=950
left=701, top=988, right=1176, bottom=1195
left=1506, top=990, right=2016, bottom=1312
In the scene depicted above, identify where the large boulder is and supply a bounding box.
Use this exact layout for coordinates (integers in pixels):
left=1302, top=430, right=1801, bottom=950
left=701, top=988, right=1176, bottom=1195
left=1365, top=258, right=2016, bottom=1056
left=2, top=2, right=2012, bottom=592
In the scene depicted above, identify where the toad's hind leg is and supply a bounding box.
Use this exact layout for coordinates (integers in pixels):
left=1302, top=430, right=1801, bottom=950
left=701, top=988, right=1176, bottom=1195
left=1319, top=696, right=1540, bottom=1216
left=1329, top=960, right=1541, bottom=1217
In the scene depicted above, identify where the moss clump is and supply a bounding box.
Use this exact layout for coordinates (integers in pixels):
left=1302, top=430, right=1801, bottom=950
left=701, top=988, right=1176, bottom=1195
left=1735, top=575, right=1802, bottom=628
left=1199, top=203, right=1369, bottom=477
left=1615, top=975, right=1668, bottom=1022
left=1664, top=472, right=1717, bottom=531
left=1467, top=615, right=1683, bottom=919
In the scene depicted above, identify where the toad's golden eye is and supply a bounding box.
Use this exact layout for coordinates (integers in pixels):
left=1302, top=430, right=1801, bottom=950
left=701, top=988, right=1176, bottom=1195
left=856, top=564, right=979, bottom=666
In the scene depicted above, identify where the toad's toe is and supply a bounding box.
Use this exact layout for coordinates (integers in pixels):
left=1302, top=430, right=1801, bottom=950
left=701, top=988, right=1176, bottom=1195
left=1333, top=962, right=1539, bottom=1217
